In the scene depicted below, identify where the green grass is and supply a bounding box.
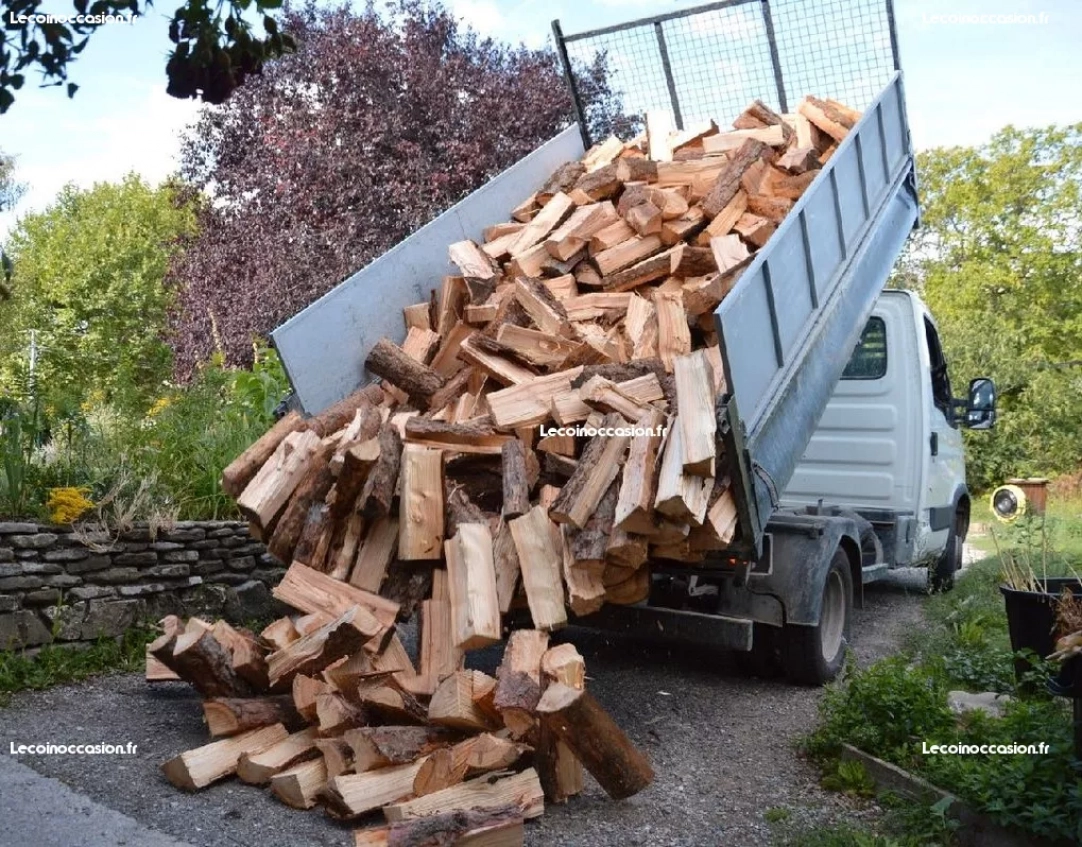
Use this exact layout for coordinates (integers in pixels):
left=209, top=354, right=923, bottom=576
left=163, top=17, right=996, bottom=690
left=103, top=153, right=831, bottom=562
left=797, top=496, right=1082, bottom=845
left=0, top=627, right=154, bottom=706
left=769, top=794, right=956, bottom=847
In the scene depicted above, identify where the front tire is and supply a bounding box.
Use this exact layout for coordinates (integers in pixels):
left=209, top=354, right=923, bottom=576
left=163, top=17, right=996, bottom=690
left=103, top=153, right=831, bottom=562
left=782, top=549, right=852, bottom=685
left=930, top=511, right=965, bottom=593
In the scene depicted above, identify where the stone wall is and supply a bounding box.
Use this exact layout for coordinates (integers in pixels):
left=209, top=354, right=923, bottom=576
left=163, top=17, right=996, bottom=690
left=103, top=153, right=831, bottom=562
left=0, top=521, right=284, bottom=650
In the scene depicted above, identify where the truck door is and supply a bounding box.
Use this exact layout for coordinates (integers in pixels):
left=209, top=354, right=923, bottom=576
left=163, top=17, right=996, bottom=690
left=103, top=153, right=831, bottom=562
left=921, top=315, right=965, bottom=558
left=781, top=292, right=922, bottom=522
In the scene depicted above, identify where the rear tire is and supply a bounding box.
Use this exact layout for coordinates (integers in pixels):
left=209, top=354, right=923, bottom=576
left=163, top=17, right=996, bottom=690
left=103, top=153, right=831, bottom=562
left=782, top=549, right=852, bottom=685
left=734, top=623, right=783, bottom=678
left=930, top=511, right=965, bottom=593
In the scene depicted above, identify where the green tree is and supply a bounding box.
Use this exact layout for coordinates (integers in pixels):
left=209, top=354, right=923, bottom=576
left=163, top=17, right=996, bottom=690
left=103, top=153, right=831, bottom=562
left=0, top=175, right=199, bottom=414
left=896, top=124, right=1082, bottom=490
left=1, top=149, right=25, bottom=299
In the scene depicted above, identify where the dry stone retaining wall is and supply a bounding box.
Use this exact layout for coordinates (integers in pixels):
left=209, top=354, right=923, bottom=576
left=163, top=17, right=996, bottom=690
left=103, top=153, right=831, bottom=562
left=0, top=521, right=284, bottom=650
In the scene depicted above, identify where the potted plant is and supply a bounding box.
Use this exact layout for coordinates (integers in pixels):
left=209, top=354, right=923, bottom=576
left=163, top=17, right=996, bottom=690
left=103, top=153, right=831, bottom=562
left=998, top=522, right=1082, bottom=681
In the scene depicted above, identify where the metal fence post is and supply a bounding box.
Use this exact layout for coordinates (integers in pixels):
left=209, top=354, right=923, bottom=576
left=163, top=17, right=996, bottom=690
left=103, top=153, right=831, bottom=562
left=885, top=0, right=901, bottom=71
left=759, top=0, right=788, bottom=112
left=551, top=19, right=593, bottom=150
left=653, top=21, right=684, bottom=130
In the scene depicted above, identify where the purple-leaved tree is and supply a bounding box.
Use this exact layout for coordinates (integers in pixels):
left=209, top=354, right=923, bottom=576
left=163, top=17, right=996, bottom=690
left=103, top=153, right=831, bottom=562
left=168, top=0, right=634, bottom=378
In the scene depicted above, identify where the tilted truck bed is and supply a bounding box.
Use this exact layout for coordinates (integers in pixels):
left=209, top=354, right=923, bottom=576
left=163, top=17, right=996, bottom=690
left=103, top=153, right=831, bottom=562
left=272, top=73, right=916, bottom=566
left=713, top=72, right=917, bottom=561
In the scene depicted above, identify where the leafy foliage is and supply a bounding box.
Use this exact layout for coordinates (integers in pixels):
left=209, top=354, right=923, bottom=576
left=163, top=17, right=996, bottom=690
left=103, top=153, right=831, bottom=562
left=168, top=0, right=633, bottom=377
left=804, top=656, right=956, bottom=763
left=0, top=175, right=199, bottom=414
left=0, top=0, right=294, bottom=113
left=895, top=124, right=1082, bottom=490
left=0, top=627, right=153, bottom=706
left=0, top=347, right=288, bottom=521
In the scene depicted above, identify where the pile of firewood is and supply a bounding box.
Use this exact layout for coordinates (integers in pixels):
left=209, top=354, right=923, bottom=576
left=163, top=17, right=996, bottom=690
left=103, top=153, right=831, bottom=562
left=150, top=94, right=861, bottom=843
left=150, top=610, right=651, bottom=843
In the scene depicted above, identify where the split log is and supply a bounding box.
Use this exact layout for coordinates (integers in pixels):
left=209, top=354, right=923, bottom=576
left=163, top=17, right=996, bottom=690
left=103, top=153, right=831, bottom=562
left=673, top=349, right=717, bottom=477
left=317, top=691, right=369, bottom=735
left=145, top=652, right=180, bottom=682
left=291, top=674, right=329, bottom=722
left=357, top=424, right=402, bottom=521
left=345, top=726, right=457, bottom=773
left=653, top=288, right=691, bottom=372
left=383, top=768, right=545, bottom=823
left=267, top=606, right=383, bottom=689
left=701, top=139, right=772, bottom=219
left=537, top=644, right=586, bottom=803
left=654, top=420, right=713, bottom=525
left=271, top=756, right=328, bottom=809
left=267, top=442, right=335, bottom=564
left=316, top=738, right=353, bottom=779
left=413, top=734, right=527, bottom=797
left=328, top=759, right=432, bottom=819
left=405, top=417, right=511, bottom=454
left=398, top=445, right=445, bottom=560
left=221, top=410, right=305, bottom=498
left=161, top=724, right=288, bottom=791
left=798, top=96, right=856, bottom=142
left=353, top=806, right=524, bottom=847
left=428, top=670, right=501, bottom=732
left=614, top=407, right=666, bottom=531
left=549, top=413, right=629, bottom=529
left=500, top=439, right=531, bottom=519
left=493, top=629, right=549, bottom=739
left=445, top=523, right=501, bottom=650
left=350, top=515, right=398, bottom=593
left=236, top=429, right=323, bottom=530
left=202, top=696, right=304, bottom=737
left=273, top=562, right=400, bottom=628
left=492, top=521, right=521, bottom=616
left=536, top=683, right=653, bottom=800
left=237, top=727, right=319, bottom=785
left=171, top=627, right=253, bottom=698
left=508, top=506, right=567, bottom=631
left=507, top=191, right=575, bottom=257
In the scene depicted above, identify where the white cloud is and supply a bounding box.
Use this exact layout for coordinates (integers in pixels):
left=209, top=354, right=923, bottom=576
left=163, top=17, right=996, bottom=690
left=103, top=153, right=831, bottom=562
left=449, top=0, right=508, bottom=37
left=1, top=82, right=198, bottom=237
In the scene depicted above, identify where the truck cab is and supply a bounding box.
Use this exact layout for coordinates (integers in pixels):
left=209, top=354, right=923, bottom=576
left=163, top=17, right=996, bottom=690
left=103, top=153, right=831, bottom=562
left=783, top=289, right=994, bottom=590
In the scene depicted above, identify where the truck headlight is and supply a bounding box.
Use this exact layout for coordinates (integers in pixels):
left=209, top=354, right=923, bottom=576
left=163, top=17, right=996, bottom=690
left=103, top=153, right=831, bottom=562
left=990, top=484, right=1027, bottom=523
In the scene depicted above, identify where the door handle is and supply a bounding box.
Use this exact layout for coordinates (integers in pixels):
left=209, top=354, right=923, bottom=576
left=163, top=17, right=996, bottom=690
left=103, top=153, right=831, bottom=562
left=930, top=432, right=939, bottom=456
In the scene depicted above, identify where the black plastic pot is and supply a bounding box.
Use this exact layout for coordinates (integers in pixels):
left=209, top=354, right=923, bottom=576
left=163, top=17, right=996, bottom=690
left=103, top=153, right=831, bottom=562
left=1000, top=577, right=1082, bottom=685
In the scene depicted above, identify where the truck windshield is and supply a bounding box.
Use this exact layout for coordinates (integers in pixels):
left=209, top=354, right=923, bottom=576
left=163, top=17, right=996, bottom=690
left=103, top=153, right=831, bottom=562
left=841, top=317, right=887, bottom=379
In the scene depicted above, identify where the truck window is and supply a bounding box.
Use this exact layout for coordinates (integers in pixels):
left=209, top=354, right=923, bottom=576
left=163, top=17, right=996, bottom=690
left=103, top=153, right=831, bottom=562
left=841, top=317, right=887, bottom=379
left=924, top=317, right=954, bottom=418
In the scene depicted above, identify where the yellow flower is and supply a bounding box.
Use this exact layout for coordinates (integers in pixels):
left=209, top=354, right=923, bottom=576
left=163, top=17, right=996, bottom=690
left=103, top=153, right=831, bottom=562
left=147, top=396, right=172, bottom=418
left=46, top=487, right=95, bottom=525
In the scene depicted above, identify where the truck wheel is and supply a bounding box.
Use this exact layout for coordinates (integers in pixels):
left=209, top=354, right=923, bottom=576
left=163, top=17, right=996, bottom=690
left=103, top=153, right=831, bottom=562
left=930, top=515, right=964, bottom=593
left=782, top=549, right=852, bottom=685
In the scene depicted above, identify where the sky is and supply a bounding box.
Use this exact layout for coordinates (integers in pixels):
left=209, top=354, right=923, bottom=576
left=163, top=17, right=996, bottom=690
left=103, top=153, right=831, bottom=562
left=1, top=0, right=1080, bottom=235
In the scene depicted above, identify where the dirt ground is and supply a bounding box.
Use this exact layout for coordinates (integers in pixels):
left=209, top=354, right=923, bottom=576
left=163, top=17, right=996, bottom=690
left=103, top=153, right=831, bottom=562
left=0, top=569, right=929, bottom=847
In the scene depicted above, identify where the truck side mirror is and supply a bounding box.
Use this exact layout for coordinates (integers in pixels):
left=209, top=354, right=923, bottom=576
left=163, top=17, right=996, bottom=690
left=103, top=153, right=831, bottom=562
left=965, top=377, right=996, bottom=430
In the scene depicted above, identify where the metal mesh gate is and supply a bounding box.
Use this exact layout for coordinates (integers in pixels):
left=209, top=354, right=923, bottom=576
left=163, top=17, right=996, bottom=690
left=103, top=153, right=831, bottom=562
left=553, top=0, right=899, bottom=148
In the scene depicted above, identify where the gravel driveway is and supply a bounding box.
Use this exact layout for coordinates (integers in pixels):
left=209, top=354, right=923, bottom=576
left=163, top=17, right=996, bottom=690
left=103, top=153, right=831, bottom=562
left=0, top=570, right=928, bottom=847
